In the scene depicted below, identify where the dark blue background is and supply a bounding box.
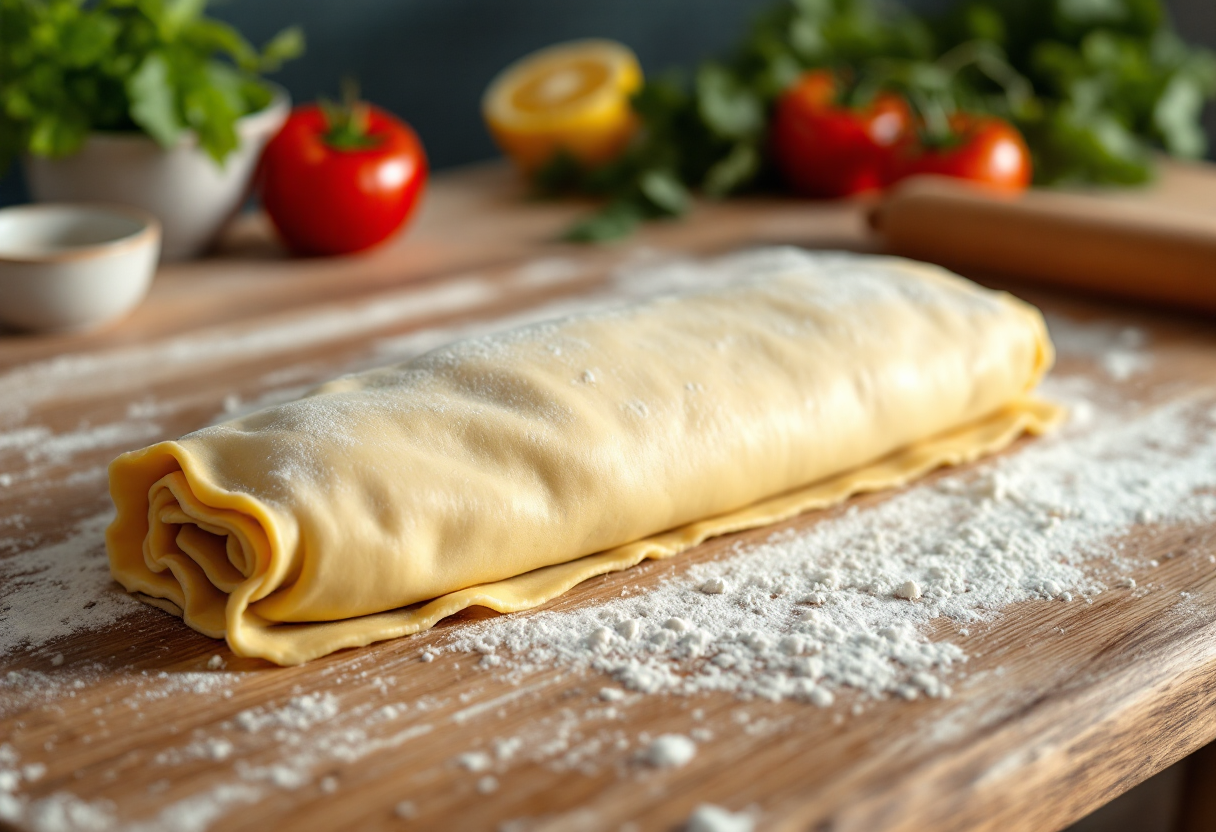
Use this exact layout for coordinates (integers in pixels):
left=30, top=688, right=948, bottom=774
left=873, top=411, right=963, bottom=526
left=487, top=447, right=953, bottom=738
left=2, top=0, right=1213, bottom=205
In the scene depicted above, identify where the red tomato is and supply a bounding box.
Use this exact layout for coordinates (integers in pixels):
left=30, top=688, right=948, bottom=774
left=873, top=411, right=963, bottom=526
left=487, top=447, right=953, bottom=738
left=259, top=103, right=428, bottom=256
left=890, top=114, right=1031, bottom=192
left=771, top=70, right=912, bottom=198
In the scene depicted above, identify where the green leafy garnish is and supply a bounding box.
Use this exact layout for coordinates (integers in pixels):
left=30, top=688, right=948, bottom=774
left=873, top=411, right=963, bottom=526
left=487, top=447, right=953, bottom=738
left=0, top=0, right=304, bottom=174
left=538, top=0, right=1215, bottom=240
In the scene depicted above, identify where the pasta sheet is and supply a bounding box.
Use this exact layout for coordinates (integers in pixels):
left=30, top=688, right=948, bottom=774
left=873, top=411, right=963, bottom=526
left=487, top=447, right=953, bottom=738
left=107, top=252, right=1061, bottom=665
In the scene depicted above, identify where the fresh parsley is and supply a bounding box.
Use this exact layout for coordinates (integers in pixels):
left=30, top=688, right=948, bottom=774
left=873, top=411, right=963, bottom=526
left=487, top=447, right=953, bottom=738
left=0, top=0, right=304, bottom=175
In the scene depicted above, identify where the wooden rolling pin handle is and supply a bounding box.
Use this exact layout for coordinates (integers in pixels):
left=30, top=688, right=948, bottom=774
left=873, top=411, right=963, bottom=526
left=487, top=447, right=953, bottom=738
left=871, top=176, right=1216, bottom=314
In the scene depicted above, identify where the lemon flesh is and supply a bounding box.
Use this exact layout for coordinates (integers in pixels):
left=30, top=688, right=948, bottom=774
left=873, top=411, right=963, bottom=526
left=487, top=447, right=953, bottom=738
left=483, top=39, right=643, bottom=173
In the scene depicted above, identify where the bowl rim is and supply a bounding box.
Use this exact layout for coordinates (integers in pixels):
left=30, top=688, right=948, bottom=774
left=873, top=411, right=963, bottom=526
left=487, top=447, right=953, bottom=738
left=0, top=202, right=162, bottom=265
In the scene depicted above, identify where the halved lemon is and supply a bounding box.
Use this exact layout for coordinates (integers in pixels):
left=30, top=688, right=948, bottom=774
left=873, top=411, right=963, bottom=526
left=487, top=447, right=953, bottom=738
left=483, top=39, right=643, bottom=174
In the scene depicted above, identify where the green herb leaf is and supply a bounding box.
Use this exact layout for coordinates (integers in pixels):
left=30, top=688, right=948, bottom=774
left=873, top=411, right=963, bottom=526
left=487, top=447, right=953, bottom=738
left=703, top=142, right=761, bottom=197
left=181, top=66, right=240, bottom=164
left=261, top=26, right=305, bottom=71
left=162, top=0, right=207, bottom=39
left=205, top=61, right=252, bottom=119
left=696, top=64, right=764, bottom=141
left=1153, top=72, right=1207, bottom=157
left=183, top=19, right=260, bottom=71
left=127, top=52, right=183, bottom=148
left=564, top=200, right=646, bottom=242
left=28, top=110, right=90, bottom=158
left=638, top=169, right=691, bottom=215
left=58, top=14, right=120, bottom=68
left=1056, top=0, right=1127, bottom=28
left=964, top=5, right=1006, bottom=46
left=1024, top=102, right=1153, bottom=184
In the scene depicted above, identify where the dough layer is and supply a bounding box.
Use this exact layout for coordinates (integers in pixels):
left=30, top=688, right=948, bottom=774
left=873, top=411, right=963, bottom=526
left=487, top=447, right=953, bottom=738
left=107, top=251, right=1062, bottom=665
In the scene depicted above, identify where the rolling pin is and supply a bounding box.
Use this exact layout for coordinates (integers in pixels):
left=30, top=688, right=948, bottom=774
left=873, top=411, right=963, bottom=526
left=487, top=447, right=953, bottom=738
left=871, top=175, right=1216, bottom=314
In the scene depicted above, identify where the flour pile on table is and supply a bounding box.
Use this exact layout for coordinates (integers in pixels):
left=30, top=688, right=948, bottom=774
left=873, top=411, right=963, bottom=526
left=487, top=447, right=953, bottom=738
left=441, top=384, right=1216, bottom=704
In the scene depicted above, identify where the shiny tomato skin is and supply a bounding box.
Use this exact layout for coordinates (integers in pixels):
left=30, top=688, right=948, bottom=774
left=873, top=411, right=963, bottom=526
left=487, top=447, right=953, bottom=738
left=259, top=104, right=428, bottom=256
left=771, top=70, right=912, bottom=198
left=891, top=115, right=1032, bottom=192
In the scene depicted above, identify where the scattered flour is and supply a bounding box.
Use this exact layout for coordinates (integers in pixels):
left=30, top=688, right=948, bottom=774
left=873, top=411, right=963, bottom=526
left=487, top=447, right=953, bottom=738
left=0, top=512, right=141, bottom=658
left=455, top=751, right=493, bottom=773
left=0, top=419, right=161, bottom=491
left=155, top=738, right=234, bottom=766
left=371, top=248, right=1005, bottom=371
left=210, top=383, right=317, bottom=425
left=0, top=420, right=160, bottom=465
left=10, top=783, right=263, bottom=832
left=0, top=415, right=174, bottom=662
left=1045, top=314, right=1153, bottom=381
left=19, top=421, right=161, bottom=468
left=686, top=804, right=756, bottom=832
left=0, top=277, right=502, bottom=413
left=645, top=734, right=697, bottom=768
left=234, top=693, right=339, bottom=733
left=511, top=257, right=588, bottom=289
left=442, top=389, right=1216, bottom=704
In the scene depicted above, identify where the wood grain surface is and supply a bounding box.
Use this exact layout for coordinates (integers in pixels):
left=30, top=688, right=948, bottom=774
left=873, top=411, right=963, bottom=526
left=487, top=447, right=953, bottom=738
left=2, top=163, right=1215, bottom=832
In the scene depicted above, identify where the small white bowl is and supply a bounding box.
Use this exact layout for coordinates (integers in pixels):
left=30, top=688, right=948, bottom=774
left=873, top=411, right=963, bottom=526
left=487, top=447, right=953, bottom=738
left=0, top=204, right=161, bottom=333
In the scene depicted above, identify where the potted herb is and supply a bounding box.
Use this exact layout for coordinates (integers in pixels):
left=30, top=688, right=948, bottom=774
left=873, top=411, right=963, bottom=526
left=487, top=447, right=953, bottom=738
left=0, top=0, right=303, bottom=260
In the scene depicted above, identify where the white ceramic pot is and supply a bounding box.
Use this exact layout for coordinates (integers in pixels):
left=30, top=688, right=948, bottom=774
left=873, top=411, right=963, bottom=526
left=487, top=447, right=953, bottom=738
left=24, top=86, right=289, bottom=261
left=0, top=203, right=161, bottom=333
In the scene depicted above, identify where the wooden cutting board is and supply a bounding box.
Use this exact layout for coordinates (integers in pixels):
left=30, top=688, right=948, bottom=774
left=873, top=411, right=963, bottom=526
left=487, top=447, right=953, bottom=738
left=1, top=164, right=1215, bottom=832
left=872, top=159, right=1216, bottom=313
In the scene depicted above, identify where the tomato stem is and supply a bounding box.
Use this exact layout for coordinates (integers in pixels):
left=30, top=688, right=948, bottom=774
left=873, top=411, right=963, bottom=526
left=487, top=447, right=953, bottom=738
left=321, top=78, right=383, bottom=151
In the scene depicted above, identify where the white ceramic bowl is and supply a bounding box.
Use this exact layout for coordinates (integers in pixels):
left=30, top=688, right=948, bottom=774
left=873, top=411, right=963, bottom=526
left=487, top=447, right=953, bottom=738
left=24, top=86, right=289, bottom=261
left=0, top=204, right=161, bottom=333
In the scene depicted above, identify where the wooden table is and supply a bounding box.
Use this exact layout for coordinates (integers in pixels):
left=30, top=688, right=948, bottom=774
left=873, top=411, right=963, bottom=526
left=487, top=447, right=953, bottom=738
left=2, top=164, right=1215, bottom=832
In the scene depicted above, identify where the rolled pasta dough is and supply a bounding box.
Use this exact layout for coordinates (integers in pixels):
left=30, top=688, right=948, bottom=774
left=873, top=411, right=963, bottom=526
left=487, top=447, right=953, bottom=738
left=107, top=251, right=1061, bottom=665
